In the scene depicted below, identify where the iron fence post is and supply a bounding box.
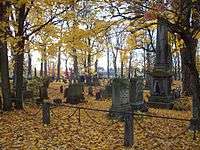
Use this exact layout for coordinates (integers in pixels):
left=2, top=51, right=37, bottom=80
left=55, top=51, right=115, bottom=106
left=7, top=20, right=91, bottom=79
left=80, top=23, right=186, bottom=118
left=124, top=112, right=134, bottom=147
left=42, top=102, right=50, bottom=125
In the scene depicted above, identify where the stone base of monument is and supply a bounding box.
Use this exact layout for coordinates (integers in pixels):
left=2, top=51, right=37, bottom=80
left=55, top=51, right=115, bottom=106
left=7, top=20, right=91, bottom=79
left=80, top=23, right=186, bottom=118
left=109, top=103, right=132, bottom=120
left=148, top=96, right=174, bottom=109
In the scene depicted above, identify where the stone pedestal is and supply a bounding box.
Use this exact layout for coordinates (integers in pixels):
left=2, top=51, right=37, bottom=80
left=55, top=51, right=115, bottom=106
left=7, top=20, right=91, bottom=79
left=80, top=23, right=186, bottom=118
left=109, top=78, right=131, bottom=119
left=148, top=66, right=174, bottom=108
left=102, top=84, right=112, bottom=98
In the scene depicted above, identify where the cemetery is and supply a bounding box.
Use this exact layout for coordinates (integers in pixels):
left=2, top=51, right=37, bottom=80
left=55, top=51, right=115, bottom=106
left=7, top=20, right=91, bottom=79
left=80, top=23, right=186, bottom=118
left=0, top=0, right=200, bottom=149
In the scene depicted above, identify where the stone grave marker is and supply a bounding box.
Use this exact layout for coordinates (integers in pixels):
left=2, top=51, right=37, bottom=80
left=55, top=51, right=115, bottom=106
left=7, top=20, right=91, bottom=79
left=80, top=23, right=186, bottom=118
left=88, top=86, right=93, bottom=96
left=109, top=78, right=131, bottom=118
left=130, top=78, right=148, bottom=112
left=66, top=83, right=84, bottom=104
left=102, top=83, right=112, bottom=99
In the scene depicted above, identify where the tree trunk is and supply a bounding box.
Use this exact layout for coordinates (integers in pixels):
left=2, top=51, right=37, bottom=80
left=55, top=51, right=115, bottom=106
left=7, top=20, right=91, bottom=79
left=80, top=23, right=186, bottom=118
left=177, top=52, right=181, bottom=80
left=27, top=52, right=32, bottom=79
left=107, top=49, right=110, bottom=79
left=44, top=59, right=47, bottom=77
left=95, top=59, right=98, bottom=74
left=40, top=59, right=43, bottom=77
left=143, top=49, right=146, bottom=79
left=174, top=54, right=177, bottom=80
left=73, top=49, right=79, bottom=80
left=0, top=1, right=12, bottom=111
left=113, top=56, right=117, bottom=78
left=87, top=53, right=91, bottom=75
left=52, top=62, right=55, bottom=79
left=181, top=48, right=192, bottom=96
left=0, top=45, right=12, bottom=111
left=57, top=47, right=61, bottom=80
left=128, top=52, right=132, bottom=79
left=15, top=4, right=26, bottom=109
left=182, top=36, right=200, bottom=129
left=34, top=68, right=37, bottom=77
left=121, top=60, right=124, bottom=78
left=65, top=59, right=68, bottom=79
left=15, top=52, right=24, bottom=109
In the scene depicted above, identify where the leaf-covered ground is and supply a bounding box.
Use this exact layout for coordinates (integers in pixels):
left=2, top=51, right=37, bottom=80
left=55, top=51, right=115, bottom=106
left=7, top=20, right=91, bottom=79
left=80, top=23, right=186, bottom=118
left=0, top=83, right=200, bottom=150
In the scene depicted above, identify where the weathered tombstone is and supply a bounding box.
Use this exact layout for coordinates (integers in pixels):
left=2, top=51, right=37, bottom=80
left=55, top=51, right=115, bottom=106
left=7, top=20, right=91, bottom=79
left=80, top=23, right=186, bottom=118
left=88, top=86, right=93, bottom=96
left=64, top=88, right=68, bottom=98
left=102, top=83, right=112, bottom=99
left=93, top=75, right=99, bottom=86
left=80, top=75, right=85, bottom=83
left=130, top=78, right=148, bottom=112
left=39, top=86, right=48, bottom=100
left=23, top=90, right=33, bottom=101
left=95, top=90, right=102, bottom=100
left=148, top=18, right=174, bottom=109
left=39, top=77, right=51, bottom=100
left=109, top=78, right=131, bottom=118
left=86, top=75, right=91, bottom=85
left=66, top=83, right=84, bottom=104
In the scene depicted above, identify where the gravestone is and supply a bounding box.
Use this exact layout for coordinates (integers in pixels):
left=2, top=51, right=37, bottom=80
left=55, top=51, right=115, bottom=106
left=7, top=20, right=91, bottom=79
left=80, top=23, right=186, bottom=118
left=88, top=86, right=93, bottom=96
left=64, top=87, right=68, bottom=98
left=102, top=83, right=112, bottom=99
left=95, top=91, right=101, bottom=100
left=23, top=90, right=33, bottom=101
left=66, top=83, right=84, bottom=104
left=109, top=78, right=131, bottom=118
left=95, top=88, right=103, bottom=100
left=93, top=75, right=100, bottom=86
left=39, top=86, right=48, bottom=100
left=80, top=75, right=85, bottom=83
left=148, top=18, right=174, bottom=109
left=130, top=78, right=148, bottom=112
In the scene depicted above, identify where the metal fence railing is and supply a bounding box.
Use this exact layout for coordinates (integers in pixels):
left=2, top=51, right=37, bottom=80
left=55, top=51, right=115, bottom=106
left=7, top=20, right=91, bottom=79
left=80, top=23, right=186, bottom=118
left=15, top=102, right=199, bottom=148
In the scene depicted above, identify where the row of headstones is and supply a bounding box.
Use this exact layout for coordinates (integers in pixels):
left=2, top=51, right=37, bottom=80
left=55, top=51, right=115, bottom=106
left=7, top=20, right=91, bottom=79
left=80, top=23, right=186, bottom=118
left=60, top=77, right=147, bottom=112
